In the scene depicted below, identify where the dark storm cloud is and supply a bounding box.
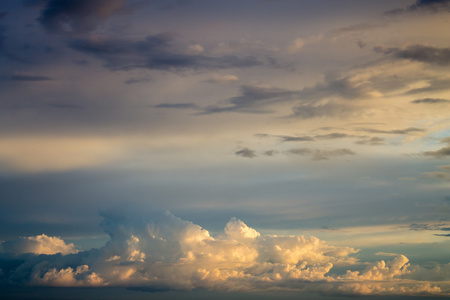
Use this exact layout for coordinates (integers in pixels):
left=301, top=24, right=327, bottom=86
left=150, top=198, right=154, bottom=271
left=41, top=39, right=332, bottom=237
left=286, top=148, right=355, bottom=160
left=70, top=34, right=262, bottom=72
left=27, top=0, right=129, bottom=34
left=356, top=127, right=425, bottom=135
left=411, top=98, right=450, bottom=104
left=375, top=45, right=450, bottom=66
left=235, top=148, right=257, bottom=158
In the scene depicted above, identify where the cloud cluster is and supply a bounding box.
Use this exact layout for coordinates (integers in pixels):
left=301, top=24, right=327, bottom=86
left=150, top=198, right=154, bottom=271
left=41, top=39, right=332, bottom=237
left=375, top=45, right=450, bottom=66
left=28, top=0, right=129, bottom=34
left=387, top=0, right=450, bottom=14
left=1, top=234, right=78, bottom=255
left=423, top=137, right=450, bottom=158
left=1, top=212, right=447, bottom=296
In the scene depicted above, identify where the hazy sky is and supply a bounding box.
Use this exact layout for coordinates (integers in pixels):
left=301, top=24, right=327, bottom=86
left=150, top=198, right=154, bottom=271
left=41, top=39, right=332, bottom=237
left=0, top=0, right=449, bottom=299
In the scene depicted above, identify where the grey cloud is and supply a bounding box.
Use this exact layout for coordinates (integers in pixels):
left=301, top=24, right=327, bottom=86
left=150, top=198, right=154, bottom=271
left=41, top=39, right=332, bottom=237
left=357, top=127, right=425, bottom=135
left=411, top=98, right=450, bottom=104
left=70, top=35, right=262, bottom=72
left=281, top=136, right=315, bottom=142
left=154, top=103, right=199, bottom=109
left=387, top=0, right=450, bottom=14
left=423, top=146, right=450, bottom=158
left=235, top=148, right=257, bottom=158
left=409, top=223, right=450, bottom=237
left=286, top=148, right=356, bottom=160
left=355, top=137, right=385, bottom=146
left=203, top=72, right=374, bottom=116
left=375, top=45, right=450, bottom=66
left=200, top=85, right=295, bottom=114
left=292, top=102, right=357, bottom=119
left=441, top=137, right=450, bottom=144
left=263, top=150, right=277, bottom=156
left=254, top=133, right=315, bottom=142
left=298, top=73, right=372, bottom=102
left=32, top=0, right=129, bottom=34
left=315, top=133, right=351, bottom=139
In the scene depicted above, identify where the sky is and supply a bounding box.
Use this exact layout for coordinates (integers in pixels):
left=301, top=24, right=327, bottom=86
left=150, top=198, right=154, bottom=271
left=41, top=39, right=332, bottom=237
left=0, top=0, right=450, bottom=299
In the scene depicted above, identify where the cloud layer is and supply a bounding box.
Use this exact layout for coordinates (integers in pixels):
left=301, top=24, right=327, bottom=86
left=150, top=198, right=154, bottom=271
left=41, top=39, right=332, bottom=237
left=1, top=212, right=448, bottom=296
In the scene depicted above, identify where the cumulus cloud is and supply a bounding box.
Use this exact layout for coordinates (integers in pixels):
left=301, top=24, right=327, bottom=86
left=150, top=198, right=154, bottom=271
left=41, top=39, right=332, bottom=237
left=1, top=234, right=78, bottom=255
left=1, top=212, right=448, bottom=296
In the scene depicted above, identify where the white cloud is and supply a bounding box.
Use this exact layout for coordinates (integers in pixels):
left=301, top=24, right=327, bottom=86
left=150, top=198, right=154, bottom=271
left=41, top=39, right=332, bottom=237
left=1, top=234, right=78, bottom=255
left=2, top=212, right=448, bottom=296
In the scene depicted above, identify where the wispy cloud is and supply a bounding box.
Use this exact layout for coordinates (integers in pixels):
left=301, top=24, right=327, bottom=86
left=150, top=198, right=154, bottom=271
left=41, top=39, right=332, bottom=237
left=375, top=45, right=450, bottom=66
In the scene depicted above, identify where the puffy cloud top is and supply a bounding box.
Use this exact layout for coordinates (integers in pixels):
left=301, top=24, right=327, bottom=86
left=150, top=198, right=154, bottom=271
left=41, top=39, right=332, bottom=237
left=1, top=234, right=78, bottom=255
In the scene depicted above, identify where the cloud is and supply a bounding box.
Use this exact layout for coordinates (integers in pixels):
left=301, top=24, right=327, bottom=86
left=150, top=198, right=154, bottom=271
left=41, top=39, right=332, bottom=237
left=356, top=127, right=425, bottom=135
left=407, top=222, right=450, bottom=236
left=235, top=148, right=257, bottom=158
left=1, top=212, right=447, bottom=296
left=387, top=0, right=450, bottom=14
left=206, top=74, right=239, bottom=84
left=287, top=38, right=304, bottom=54
left=423, top=146, right=450, bottom=158
left=34, top=265, right=105, bottom=287
left=411, top=97, right=450, bottom=104
left=201, top=84, right=296, bottom=114
left=1, top=234, right=78, bottom=255
left=375, top=45, right=450, bottom=66
left=154, top=103, right=199, bottom=109
left=355, top=137, right=385, bottom=145
left=404, top=78, right=450, bottom=95
left=31, top=0, right=130, bottom=34
left=286, top=148, right=356, bottom=160
left=70, top=34, right=262, bottom=72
